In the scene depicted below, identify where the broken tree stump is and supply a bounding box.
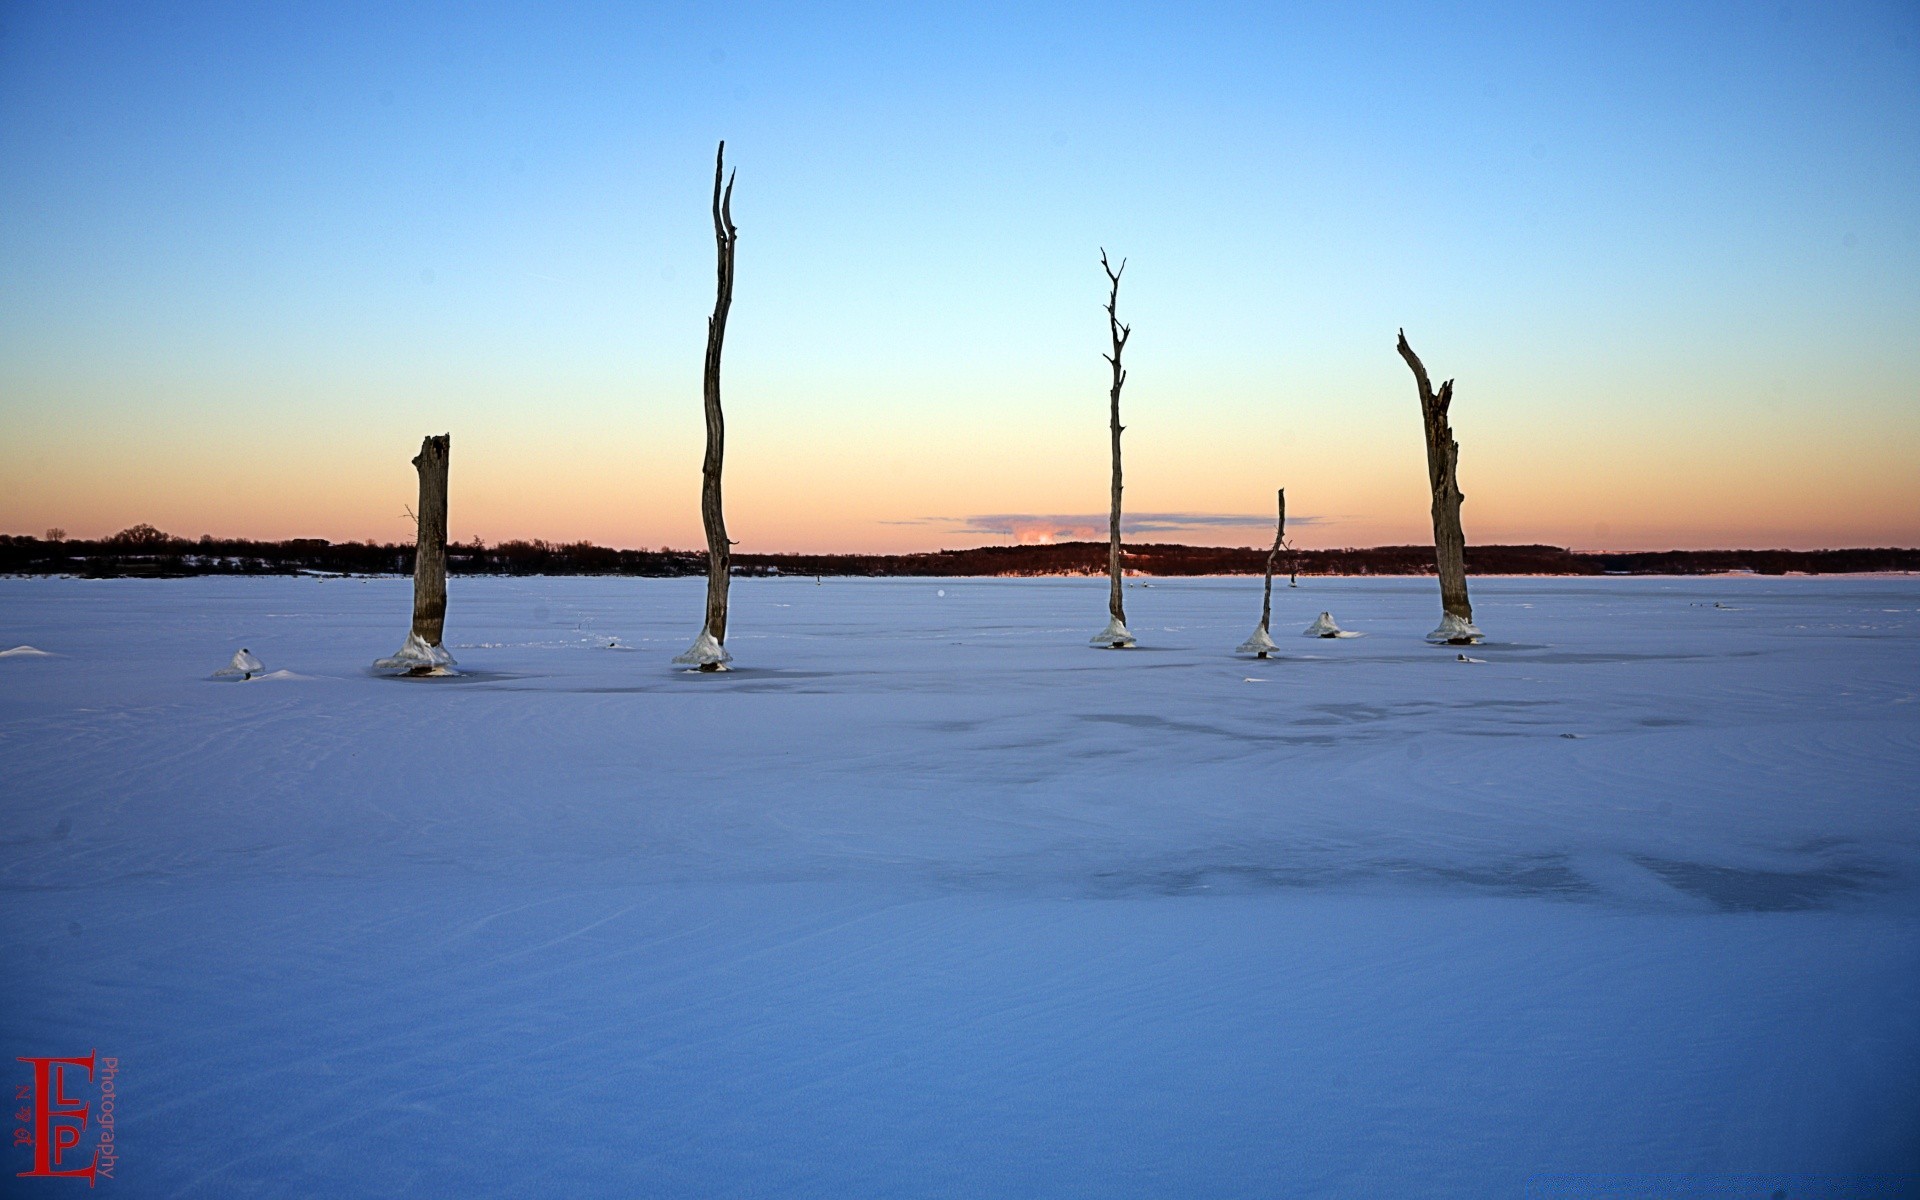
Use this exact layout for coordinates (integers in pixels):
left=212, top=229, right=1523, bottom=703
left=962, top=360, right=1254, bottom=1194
left=1396, top=330, right=1482, bottom=644
left=375, top=433, right=456, bottom=674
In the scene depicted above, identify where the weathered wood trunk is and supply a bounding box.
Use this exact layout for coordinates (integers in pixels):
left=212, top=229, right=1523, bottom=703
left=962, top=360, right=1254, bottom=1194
left=1094, top=248, right=1134, bottom=647
left=1237, top=488, right=1286, bottom=657
left=699, top=141, right=738, bottom=662
left=1396, top=330, right=1477, bottom=639
left=1260, top=488, right=1285, bottom=635
left=410, top=433, right=450, bottom=648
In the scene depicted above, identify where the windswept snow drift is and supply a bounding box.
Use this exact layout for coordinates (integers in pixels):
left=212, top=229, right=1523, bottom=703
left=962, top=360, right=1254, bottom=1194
left=2, top=573, right=1918, bottom=1198
left=0, top=644, right=56, bottom=657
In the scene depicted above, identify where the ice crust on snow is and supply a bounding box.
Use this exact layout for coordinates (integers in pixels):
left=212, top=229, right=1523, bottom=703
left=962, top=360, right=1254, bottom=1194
left=1089, top=616, right=1136, bottom=648
left=1427, top=611, right=1485, bottom=645
left=374, top=632, right=457, bottom=674
left=673, top=629, right=733, bottom=669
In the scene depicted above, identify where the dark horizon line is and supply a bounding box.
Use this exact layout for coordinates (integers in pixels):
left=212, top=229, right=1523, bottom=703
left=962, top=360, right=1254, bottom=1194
left=4, top=531, right=1916, bottom=579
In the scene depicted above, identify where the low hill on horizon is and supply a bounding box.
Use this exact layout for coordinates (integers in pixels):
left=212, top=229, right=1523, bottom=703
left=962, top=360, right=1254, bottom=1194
left=4, top=530, right=1916, bottom=579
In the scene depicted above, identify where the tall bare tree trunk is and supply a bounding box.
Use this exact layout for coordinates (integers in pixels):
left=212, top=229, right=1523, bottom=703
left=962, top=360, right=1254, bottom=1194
left=1238, top=488, right=1285, bottom=657
left=1091, top=249, right=1135, bottom=648
left=678, top=140, right=738, bottom=670
left=375, top=434, right=456, bottom=673
left=1396, top=330, right=1481, bottom=643
left=411, top=434, right=451, bottom=647
left=1260, top=488, right=1285, bottom=633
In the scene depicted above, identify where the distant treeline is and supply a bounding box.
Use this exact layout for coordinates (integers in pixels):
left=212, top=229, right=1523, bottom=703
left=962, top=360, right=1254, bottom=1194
left=3, top=526, right=1915, bottom=579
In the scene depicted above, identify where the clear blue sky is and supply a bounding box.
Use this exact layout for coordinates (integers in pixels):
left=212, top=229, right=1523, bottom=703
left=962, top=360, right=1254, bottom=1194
left=2, top=1, right=1916, bottom=550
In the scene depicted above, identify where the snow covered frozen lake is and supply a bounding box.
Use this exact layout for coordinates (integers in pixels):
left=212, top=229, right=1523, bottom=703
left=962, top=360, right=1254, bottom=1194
left=3, top=573, right=1918, bottom=1197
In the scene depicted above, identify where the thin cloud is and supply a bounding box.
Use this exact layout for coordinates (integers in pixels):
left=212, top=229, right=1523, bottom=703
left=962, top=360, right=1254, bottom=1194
left=885, top=512, right=1325, bottom=544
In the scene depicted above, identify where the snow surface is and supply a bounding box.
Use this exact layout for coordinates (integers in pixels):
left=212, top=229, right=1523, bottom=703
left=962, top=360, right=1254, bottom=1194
left=3, top=574, right=1919, bottom=1197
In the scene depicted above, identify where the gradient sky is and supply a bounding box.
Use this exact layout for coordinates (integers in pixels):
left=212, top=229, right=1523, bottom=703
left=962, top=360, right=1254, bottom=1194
left=2, top=1, right=1917, bottom=553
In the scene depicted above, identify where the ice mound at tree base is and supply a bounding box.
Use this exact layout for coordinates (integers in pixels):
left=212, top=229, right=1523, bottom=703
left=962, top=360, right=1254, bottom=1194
left=213, top=648, right=264, bottom=679
left=1303, top=612, right=1360, bottom=638
left=1427, top=612, right=1485, bottom=645
left=1089, top=617, right=1137, bottom=648
left=673, top=630, right=732, bottom=670
left=374, top=633, right=457, bottom=675
left=1236, top=626, right=1280, bottom=656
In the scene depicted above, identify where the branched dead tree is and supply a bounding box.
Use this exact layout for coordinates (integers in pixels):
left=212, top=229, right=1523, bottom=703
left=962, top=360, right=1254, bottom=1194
left=1396, top=330, right=1481, bottom=644
left=1238, top=488, right=1286, bottom=657
left=375, top=433, right=456, bottom=674
left=1091, top=248, right=1135, bottom=648
left=677, top=140, right=739, bottom=671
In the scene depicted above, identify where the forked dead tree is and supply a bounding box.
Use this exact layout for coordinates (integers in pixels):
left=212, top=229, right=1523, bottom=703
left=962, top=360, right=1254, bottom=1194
left=1237, top=489, right=1286, bottom=657
left=676, top=141, right=739, bottom=671
left=376, top=434, right=456, bottom=674
left=1396, top=330, right=1482, bottom=644
left=1090, top=249, right=1135, bottom=649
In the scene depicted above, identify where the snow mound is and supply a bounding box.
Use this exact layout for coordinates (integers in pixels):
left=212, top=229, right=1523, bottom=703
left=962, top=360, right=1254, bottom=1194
left=248, top=669, right=314, bottom=682
left=1089, top=617, right=1136, bottom=648
left=1427, top=612, right=1485, bottom=645
left=1303, top=612, right=1360, bottom=638
left=1236, top=626, right=1280, bottom=656
left=213, top=648, right=265, bottom=679
left=673, top=629, right=733, bottom=670
left=374, top=632, right=458, bottom=675
left=0, top=645, right=55, bottom=658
